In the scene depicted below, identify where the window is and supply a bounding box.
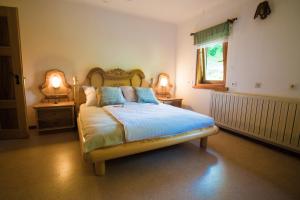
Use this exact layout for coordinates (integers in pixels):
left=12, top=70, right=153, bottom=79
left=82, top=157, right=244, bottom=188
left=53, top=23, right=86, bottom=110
left=194, top=42, right=228, bottom=90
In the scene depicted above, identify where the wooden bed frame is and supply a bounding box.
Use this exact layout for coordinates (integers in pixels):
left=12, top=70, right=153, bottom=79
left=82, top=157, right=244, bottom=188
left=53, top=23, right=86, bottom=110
left=74, top=67, right=219, bottom=175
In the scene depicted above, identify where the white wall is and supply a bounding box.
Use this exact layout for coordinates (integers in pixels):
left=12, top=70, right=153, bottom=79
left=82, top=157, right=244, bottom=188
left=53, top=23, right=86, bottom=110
left=1, top=0, right=299, bottom=124
left=176, top=0, right=300, bottom=115
left=0, top=0, right=177, bottom=125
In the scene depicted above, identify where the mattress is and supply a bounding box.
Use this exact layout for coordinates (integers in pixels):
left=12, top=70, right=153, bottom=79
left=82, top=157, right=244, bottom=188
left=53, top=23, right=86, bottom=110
left=79, top=103, right=215, bottom=153
left=104, top=103, right=215, bottom=142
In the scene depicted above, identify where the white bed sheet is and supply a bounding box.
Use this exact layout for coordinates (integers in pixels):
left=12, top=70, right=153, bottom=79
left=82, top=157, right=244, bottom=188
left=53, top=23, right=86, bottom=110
left=79, top=103, right=215, bottom=153
left=79, top=104, right=124, bottom=153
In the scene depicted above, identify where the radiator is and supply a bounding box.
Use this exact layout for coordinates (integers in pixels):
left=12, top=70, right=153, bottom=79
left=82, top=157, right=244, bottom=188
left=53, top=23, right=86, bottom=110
left=211, top=92, right=300, bottom=153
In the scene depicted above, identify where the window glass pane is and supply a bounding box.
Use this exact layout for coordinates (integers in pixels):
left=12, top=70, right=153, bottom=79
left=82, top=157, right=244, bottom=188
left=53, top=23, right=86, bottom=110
left=205, top=43, right=223, bottom=81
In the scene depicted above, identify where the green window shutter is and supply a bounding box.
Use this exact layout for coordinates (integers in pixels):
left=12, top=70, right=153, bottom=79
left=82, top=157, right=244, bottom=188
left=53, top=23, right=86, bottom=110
left=194, top=21, right=231, bottom=45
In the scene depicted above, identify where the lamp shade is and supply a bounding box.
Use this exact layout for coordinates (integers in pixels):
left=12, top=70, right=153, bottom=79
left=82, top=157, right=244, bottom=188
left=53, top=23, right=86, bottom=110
left=154, top=73, right=173, bottom=98
left=40, top=69, right=72, bottom=100
left=50, top=75, right=61, bottom=89
left=160, top=77, right=168, bottom=87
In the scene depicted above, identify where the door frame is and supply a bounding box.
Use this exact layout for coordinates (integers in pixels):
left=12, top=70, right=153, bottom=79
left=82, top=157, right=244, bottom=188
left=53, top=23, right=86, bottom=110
left=0, top=6, right=28, bottom=139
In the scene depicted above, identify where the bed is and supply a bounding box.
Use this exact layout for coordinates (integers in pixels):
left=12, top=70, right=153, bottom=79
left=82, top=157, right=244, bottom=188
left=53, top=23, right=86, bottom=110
left=74, top=67, right=219, bottom=175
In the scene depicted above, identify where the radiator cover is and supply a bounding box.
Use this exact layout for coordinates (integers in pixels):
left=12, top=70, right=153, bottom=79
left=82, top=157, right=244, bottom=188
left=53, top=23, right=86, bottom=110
left=211, top=92, right=300, bottom=153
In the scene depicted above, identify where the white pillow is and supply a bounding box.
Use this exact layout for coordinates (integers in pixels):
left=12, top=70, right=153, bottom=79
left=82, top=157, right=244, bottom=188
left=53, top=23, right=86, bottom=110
left=120, top=86, right=137, bottom=102
left=82, top=86, right=97, bottom=106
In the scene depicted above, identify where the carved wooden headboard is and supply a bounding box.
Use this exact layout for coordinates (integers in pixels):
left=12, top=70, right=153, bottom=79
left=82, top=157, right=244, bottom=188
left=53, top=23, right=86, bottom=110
left=74, top=67, right=149, bottom=111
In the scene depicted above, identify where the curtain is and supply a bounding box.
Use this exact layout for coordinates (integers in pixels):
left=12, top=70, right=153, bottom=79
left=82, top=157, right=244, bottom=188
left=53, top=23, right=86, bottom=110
left=193, top=21, right=231, bottom=45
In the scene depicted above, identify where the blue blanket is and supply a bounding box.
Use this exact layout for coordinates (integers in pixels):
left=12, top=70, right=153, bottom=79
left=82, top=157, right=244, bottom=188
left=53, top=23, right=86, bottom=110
left=103, top=103, right=215, bottom=142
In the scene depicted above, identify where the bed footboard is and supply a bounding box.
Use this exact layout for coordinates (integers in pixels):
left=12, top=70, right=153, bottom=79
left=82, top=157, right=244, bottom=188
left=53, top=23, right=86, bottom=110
left=80, top=126, right=218, bottom=176
left=78, top=113, right=218, bottom=176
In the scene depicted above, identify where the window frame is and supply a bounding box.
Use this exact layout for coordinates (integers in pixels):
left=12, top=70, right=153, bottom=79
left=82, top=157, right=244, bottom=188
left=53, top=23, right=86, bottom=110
left=194, top=42, right=228, bottom=91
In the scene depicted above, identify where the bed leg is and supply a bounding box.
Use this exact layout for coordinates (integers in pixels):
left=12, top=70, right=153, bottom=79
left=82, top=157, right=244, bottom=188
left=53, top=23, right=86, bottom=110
left=200, top=137, right=208, bottom=149
left=94, top=161, right=105, bottom=176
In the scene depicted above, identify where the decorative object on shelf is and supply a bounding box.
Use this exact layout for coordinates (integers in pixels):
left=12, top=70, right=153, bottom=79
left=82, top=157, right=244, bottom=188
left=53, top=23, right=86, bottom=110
left=154, top=73, right=173, bottom=98
left=254, top=1, right=271, bottom=20
left=40, top=69, right=71, bottom=103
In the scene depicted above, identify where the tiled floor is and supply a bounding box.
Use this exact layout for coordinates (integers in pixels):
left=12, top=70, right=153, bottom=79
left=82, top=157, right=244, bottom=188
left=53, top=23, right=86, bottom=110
left=0, top=130, right=299, bottom=200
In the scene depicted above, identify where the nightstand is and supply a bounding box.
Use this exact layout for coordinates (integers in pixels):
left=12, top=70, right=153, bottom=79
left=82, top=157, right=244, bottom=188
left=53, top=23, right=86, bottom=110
left=33, top=101, right=75, bottom=133
left=158, top=97, right=183, bottom=108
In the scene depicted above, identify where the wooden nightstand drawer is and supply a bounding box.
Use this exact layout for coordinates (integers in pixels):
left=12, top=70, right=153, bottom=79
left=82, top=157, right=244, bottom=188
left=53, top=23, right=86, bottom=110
left=37, top=108, right=72, bottom=120
left=37, top=108, right=73, bottom=130
left=34, top=102, right=75, bottom=132
left=168, top=100, right=182, bottom=107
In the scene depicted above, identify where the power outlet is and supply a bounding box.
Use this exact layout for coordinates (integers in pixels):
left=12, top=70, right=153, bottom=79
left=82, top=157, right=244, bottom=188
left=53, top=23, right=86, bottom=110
left=255, top=82, right=262, bottom=88
left=231, top=82, right=237, bottom=87
left=290, top=84, right=296, bottom=89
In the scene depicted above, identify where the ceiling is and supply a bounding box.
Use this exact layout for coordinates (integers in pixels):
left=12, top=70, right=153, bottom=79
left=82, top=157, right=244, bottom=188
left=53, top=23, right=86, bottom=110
left=65, top=0, right=246, bottom=24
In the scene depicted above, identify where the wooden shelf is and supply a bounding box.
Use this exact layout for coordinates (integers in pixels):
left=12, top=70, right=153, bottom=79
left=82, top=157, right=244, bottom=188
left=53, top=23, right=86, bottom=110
left=157, top=97, right=183, bottom=108
left=33, top=101, right=75, bottom=109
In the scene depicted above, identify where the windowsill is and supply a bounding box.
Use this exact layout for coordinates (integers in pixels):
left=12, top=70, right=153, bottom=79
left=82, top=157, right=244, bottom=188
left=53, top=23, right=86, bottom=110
left=193, top=84, right=228, bottom=91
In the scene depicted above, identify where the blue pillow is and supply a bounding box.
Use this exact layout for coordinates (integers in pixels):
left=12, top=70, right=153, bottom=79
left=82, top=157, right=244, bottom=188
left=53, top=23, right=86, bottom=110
left=135, top=87, right=159, bottom=104
left=100, top=87, right=126, bottom=106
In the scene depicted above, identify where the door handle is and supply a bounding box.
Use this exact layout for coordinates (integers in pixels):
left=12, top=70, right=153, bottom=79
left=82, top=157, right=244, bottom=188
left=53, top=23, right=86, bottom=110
left=10, top=72, right=20, bottom=85
left=14, top=74, right=20, bottom=85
